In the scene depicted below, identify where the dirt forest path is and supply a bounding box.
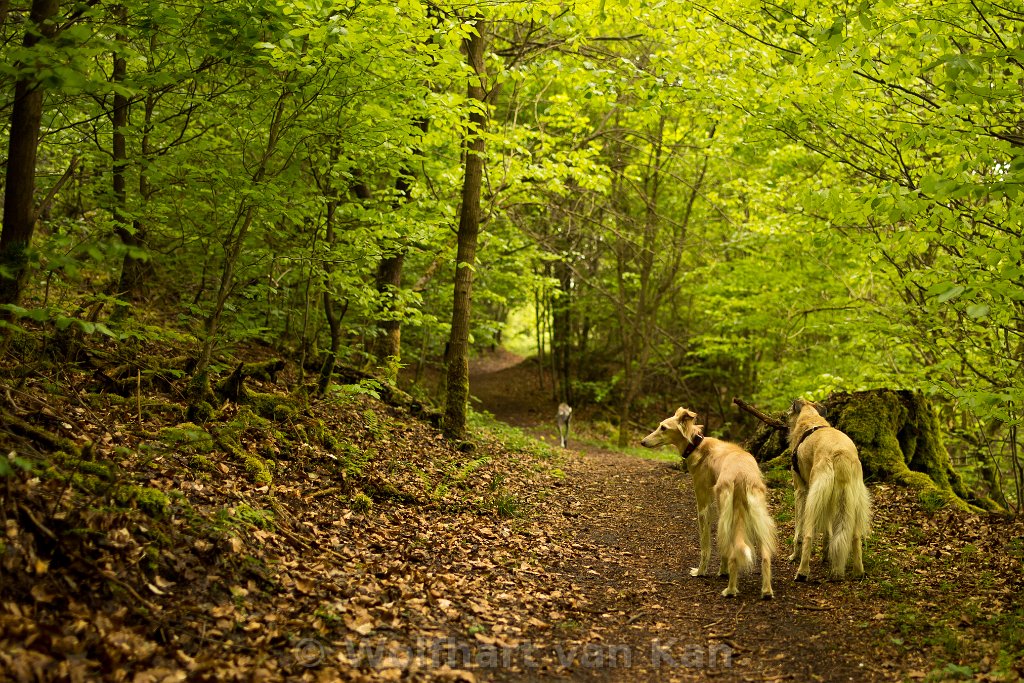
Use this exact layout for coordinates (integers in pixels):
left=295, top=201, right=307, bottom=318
left=468, top=350, right=899, bottom=682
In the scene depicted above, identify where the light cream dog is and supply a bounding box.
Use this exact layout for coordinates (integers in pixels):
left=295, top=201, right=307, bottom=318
left=641, top=407, right=776, bottom=599
left=787, top=399, right=871, bottom=580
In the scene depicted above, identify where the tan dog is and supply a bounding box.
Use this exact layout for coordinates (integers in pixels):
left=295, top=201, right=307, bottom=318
left=641, top=408, right=776, bottom=599
left=787, top=399, right=871, bottom=580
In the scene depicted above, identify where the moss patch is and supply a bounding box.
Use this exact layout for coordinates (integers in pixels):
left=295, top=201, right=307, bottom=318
left=828, top=390, right=973, bottom=512
left=158, top=423, right=215, bottom=453
left=249, top=392, right=299, bottom=422
left=111, top=485, right=171, bottom=517
left=210, top=410, right=274, bottom=485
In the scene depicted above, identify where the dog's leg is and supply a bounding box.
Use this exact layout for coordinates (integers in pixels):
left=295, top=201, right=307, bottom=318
left=760, top=543, right=774, bottom=599
left=718, top=487, right=739, bottom=596
left=718, top=497, right=728, bottom=577
left=789, top=477, right=807, bottom=562
left=691, top=504, right=712, bottom=576
left=721, top=552, right=740, bottom=597
left=851, top=533, right=865, bottom=578
left=690, top=490, right=712, bottom=577
left=795, top=524, right=814, bottom=581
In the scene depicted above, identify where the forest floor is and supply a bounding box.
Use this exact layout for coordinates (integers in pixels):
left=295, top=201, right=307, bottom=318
left=466, top=350, right=1024, bottom=683
left=1, top=343, right=1022, bottom=682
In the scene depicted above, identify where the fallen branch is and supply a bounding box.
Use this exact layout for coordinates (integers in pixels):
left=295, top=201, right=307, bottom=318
left=732, top=397, right=786, bottom=430
left=2, top=409, right=84, bottom=455
left=305, top=486, right=342, bottom=500
left=793, top=603, right=833, bottom=611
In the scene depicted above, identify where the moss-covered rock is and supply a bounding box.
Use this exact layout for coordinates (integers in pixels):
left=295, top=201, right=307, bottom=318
left=826, top=390, right=971, bottom=509
left=350, top=492, right=373, bottom=513
left=187, top=454, right=215, bottom=473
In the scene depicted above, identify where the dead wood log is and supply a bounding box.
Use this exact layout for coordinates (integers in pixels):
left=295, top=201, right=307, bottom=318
left=733, top=397, right=787, bottom=430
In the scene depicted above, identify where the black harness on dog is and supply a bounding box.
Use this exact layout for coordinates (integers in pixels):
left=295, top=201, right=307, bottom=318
left=682, top=432, right=705, bottom=459
left=791, top=425, right=829, bottom=483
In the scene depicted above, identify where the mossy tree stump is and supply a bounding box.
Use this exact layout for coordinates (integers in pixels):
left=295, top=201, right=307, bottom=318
left=748, top=389, right=994, bottom=512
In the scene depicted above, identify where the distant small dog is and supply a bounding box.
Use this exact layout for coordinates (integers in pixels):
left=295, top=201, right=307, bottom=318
left=642, top=408, right=776, bottom=598
left=787, top=399, right=871, bottom=580
left=556, top=403, right=572, bottom=448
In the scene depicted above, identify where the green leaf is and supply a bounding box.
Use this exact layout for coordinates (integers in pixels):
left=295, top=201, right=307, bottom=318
left=934, top=285, right=965, bottom=303
left=965, top=304, right=989, bottom=319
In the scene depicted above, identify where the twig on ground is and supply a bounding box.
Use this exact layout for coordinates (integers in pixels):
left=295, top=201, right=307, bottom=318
left=794, top=603, right=832, bottom=611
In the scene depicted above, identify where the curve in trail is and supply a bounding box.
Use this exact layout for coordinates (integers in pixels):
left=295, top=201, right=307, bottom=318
left=470, top=350, right=895, bottom=682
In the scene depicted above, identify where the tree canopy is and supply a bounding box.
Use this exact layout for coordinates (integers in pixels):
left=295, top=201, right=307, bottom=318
left=1, top=0, right=1021, bottom=508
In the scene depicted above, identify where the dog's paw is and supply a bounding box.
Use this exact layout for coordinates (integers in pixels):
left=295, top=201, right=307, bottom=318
left=761, top=590, right=774, bottom=600
left=689, top=567, right=707, bottom=577
left=720, top=587, right=738, bottom=598
left=794, top=573, right=808, bottom=582
left=787, top=552, right=799, bottom=562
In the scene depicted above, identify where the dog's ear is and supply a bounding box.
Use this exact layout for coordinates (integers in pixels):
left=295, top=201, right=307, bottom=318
left=674, top=407, right=696, bottom=422
left=789, top=399, right=803, bottom=415
left=673, top=408, right=700, bottom=439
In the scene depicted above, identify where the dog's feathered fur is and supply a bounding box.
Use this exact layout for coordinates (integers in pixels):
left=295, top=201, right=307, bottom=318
left=787, top=399, right=871, bottom=580
left=641, top=408, right=776, bottom=598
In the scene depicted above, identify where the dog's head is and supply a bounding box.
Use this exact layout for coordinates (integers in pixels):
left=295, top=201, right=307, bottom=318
left=640, top=407, right=703, bottom=451
left=787, top=398, right=824, bottom=428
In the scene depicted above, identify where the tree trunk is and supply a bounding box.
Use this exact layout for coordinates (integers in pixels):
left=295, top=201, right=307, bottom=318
left=317, top=199, right=348, bottom=395
left=368, top=115, right=430, bottom=379
left=370, top=250, right=405, bottom=379
left=442, top=18, right=487, bottom=441
left=109, top=4, right=148, bottom=311
left=551, top=259, right=573, bottom=404
left=0, top=0, right=60, bottom=306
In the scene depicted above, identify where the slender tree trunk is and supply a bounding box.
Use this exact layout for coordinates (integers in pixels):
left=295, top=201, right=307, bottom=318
left=552, top=259, right=573, bottom=403
left=0, top=0, right=60, bottom=306
left=370, top=249, right=406, bottom=378
left=317, top=199, right=348, bottom=395
left=369, top=117, right=429, bottom=380
left=191, top=90, right=289, bottom=397
left=442, top=18, right=487, bottom=441
left=109, top=4, right=148, bottom=312
left=534, top=287, right=546, bottom=391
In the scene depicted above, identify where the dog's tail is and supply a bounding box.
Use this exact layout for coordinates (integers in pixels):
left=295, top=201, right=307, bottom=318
left=827, top=455, right=872, bottom=578
left=806, top=454, right=871, bottom=578
left=718, top=481, right=777, bottom=572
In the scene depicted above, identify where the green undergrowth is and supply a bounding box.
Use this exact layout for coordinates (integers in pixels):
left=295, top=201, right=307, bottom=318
left=465, top=409, right=564, bottom=517
left=468, top=409, right=557, bottom=460
left=577, top=436, right=680, bottom=463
